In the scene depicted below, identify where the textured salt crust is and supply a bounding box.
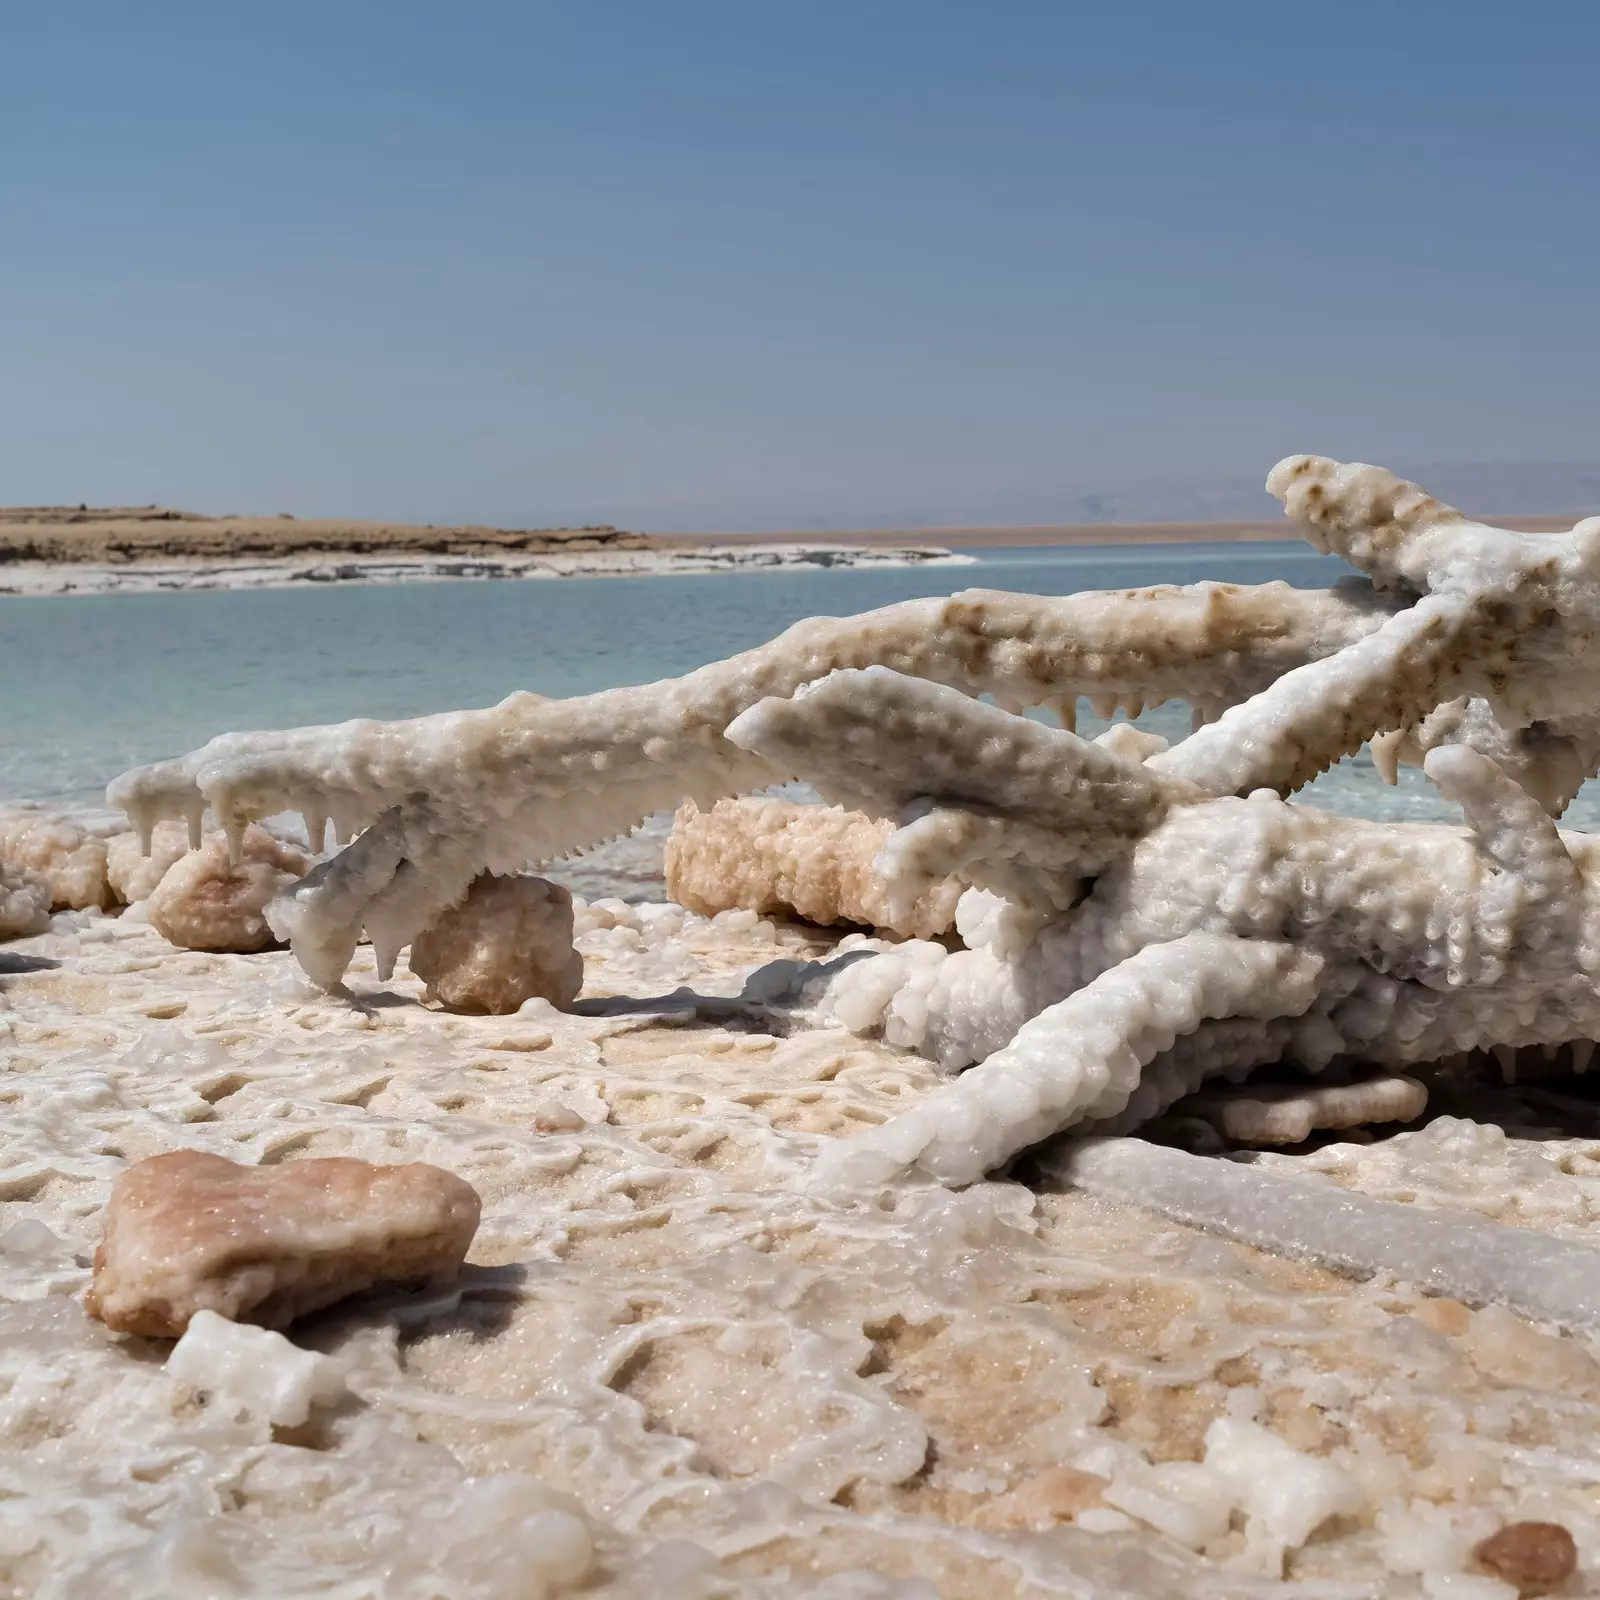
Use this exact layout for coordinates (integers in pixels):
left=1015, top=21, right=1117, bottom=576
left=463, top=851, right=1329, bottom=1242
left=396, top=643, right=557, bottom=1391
left=5, top=908, right=1600, bottom=1595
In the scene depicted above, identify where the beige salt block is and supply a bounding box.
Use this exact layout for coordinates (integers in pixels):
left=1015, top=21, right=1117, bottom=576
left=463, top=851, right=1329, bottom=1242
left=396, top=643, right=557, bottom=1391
left=409, top=872, right=582, bottom=1015
left=85, top=1150, right=481, bottom=1336
left=147, top=826, right=310, bottom=953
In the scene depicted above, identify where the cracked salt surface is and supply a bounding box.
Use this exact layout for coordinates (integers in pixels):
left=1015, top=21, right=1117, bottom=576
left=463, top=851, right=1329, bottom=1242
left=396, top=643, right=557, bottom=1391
left=2, top=906, right=1600, bottom=1596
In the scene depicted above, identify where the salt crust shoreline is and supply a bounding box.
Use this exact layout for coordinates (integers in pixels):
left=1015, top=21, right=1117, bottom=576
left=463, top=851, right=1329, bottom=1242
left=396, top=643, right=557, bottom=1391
left=6, top=898, right=1600, bottom=1594
left=0, top=544, right=974, bottom=598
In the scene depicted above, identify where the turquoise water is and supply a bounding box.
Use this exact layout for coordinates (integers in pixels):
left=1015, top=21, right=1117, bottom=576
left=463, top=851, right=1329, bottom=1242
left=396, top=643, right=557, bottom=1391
left=5, top=542, right=1598, bottom=835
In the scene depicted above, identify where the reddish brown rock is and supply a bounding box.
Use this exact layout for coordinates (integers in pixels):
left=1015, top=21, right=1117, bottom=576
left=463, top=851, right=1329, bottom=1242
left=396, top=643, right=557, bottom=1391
left=409, top=872, right=582, bottom=1014
left=85, top=1150, right=481, bottom=1336
left=1474, top=1521, right=1579, bottom=1596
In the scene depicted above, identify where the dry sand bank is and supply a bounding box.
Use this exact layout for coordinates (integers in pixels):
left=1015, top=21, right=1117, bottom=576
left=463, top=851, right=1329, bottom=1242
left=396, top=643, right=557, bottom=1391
left=0, top=505, right=655, bottom=564
left=0, top=506, right=970, bottom=595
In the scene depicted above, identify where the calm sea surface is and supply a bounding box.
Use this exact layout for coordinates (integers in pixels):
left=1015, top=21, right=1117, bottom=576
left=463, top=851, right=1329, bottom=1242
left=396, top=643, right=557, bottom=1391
left=6, top=543, right=1599, bottom=843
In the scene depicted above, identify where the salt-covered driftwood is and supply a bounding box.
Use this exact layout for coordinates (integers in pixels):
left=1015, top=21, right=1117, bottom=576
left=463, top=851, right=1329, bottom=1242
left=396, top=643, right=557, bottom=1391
left=105, top=457, right=1600, bottom=1193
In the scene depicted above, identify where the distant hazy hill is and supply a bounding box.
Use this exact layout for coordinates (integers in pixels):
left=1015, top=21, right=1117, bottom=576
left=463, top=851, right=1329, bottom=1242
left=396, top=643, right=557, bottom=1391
left=900, top=462, right=1600, bottom=531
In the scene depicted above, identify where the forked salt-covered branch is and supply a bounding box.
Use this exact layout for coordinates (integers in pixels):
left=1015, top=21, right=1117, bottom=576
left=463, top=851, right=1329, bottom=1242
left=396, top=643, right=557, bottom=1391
left=107, top=457, right=1600, bottom=1194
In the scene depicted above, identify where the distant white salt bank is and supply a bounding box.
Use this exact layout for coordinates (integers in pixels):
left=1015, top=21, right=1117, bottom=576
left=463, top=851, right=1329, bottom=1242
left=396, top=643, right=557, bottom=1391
left=0, top=542, right=974, bottom=597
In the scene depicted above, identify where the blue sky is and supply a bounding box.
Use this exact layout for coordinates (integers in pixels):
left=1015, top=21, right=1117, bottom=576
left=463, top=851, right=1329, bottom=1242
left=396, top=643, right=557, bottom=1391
left=3, top=2, right=1596, bottom=530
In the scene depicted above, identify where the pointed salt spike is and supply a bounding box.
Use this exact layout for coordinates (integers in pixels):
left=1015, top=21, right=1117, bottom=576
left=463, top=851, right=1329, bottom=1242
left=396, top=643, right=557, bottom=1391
left=1542, top=1041, right=1560, bottom=1062
left=994, top=692, right=1025, bottom=716
left=184, top=803, right=205, bottom=851
left=374, top=942, right=400, bottom=982
left=303, top=807, right=327, bottom=854
left=1493, top=1043, right=1518, bottom=1084
left=1371, top=730, right=1403, bottom=787
left=1089, top=693, right=1117, bottom=720
left=1574, top=1040, right=1595, bottom=1076
left=1127, top=698, right=1145, bottom=720
left=1191, top=707, right=1207, bottom=735
left=223, top=813, right=247, bottom=865
left=133, top=807, right=154, bottom=858
left=1054, top=698, right=1077, bottom=734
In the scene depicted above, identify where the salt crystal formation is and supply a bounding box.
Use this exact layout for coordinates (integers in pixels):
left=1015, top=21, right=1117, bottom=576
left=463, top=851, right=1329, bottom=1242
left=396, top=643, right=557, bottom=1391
left=146, top=824, right=310, bottom=952
left=101, top=458, right=1600, bottom=1202
left=0, top=806, right=112, bottom=910
left=665, top=795, right=966, bottom=938
left=0, top=858, right=52, bottom=939
left=408, top=870, right=583, bottom=1013
left=86, top=1149, right=481, bottom=1334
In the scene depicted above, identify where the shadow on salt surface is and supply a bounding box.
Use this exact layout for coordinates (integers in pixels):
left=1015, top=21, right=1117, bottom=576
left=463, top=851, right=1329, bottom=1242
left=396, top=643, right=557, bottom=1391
left=0, top=951, right=59, bottom=975
left=569, top=949, right=878, bottom=1023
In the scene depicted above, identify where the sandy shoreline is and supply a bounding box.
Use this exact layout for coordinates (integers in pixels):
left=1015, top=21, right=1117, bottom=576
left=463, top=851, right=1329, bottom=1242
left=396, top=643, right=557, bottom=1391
left=0, top=544, right=974, bottom=598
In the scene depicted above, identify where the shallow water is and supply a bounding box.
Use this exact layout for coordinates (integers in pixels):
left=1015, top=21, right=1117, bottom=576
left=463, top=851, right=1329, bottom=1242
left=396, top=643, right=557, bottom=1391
left=6, top=541, right=1600, bottom=841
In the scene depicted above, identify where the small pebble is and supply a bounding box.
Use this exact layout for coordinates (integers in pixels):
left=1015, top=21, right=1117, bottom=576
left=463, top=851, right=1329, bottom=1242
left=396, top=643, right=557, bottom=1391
left=1473, top=1521, right=1578, bottom=1596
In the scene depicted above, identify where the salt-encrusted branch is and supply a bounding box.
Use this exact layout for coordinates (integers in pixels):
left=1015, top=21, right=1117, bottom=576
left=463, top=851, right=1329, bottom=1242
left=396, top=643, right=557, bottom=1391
left=803, top=933, right=1324, bottom=1190
left=724, top=666, right=1200, bottom=869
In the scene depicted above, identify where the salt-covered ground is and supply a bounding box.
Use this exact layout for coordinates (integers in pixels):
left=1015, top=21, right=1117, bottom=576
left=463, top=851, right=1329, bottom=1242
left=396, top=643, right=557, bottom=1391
left=4, top=901, right=1600, bottom=1597
left=0, top=545, right=973, bottom=598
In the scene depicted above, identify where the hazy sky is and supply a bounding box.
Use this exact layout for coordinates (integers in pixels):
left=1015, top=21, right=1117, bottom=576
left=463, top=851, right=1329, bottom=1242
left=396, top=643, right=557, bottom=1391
left=4, top=2, right=1596, bottom=530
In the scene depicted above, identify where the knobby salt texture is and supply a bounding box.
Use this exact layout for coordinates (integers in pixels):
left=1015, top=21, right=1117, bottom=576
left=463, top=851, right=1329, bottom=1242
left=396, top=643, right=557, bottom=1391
left=146, top=825, right=311, bottom=953
left=665, top=796, right=966, bottom=939
left=408, top=871, right=583, bottom=1014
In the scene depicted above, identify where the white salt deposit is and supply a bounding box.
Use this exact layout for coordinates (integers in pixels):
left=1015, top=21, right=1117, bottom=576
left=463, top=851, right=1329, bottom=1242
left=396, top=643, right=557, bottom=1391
left=166, top=1309, right=348, bottom=1427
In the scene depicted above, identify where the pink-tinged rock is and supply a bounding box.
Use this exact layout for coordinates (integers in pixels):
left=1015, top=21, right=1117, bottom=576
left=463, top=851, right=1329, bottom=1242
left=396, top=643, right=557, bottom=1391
left=409, top=873, right=582, bottom=1015
left=85, top=1150, right=482, bottom=1336
left=146, top=826, right=310, bottom=952
left=0, top=808, right=111, bottom=910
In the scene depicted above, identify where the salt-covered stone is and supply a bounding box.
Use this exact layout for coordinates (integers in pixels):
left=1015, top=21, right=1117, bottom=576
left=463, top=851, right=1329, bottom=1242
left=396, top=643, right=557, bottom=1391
left=409, top=872, right=582, bottom=1015
left=146, top=825, right=309, bottom=952
left=165, top=1308, right=347, bottom=1426
left=0, top=859, right=52, bottom=940
left=86, top=1149, right=481, bottom=1335
left=0, top=807, right=111, bottom=910
left=665, top=795, right=965, bottom=938
left=106, top=819, right=193, bottom=905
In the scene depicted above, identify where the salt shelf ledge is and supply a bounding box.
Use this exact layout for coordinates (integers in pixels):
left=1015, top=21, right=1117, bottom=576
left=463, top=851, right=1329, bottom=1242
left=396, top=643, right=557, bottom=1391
left=0, top=543, right=973, bottom=597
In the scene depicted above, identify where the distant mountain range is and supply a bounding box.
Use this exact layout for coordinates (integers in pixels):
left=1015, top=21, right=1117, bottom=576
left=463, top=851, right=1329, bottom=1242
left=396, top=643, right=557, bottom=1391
left=690, top=462, right=1600, bottom=535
